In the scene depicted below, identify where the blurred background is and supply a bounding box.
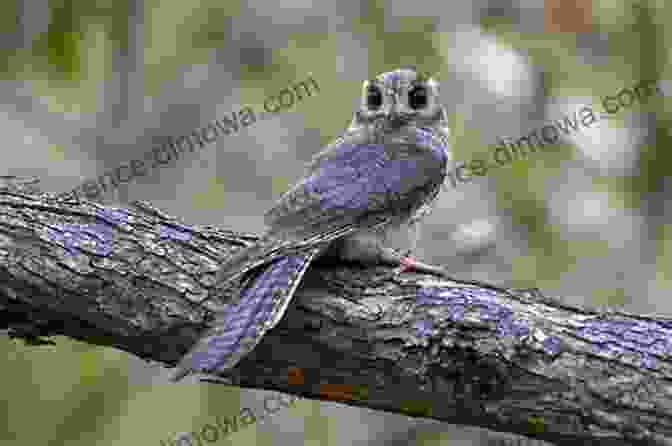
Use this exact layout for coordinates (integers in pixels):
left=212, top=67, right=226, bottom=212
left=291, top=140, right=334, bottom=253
left=1, top=0, right=670, bottom=445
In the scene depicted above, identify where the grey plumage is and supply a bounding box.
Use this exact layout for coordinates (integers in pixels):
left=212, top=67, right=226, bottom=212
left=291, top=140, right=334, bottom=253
left=171, top=67, right=452, bottom=381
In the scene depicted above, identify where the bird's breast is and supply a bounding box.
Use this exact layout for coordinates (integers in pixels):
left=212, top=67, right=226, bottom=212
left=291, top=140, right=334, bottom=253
left=379, top=126, right=449, bottom=167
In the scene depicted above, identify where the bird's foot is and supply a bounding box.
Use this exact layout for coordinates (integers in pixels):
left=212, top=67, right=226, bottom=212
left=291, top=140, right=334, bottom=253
left=377, top=248, right=511, bottom=294
left=374, top=249, right=444, bottom=283
left=394, top=258, right=510, bottom=293
left=395, top=252, right=450, bottom=279
left=371, top=250, right=411, bottom=284
left=393, top=250, right=415, bottom=275
left=387, top=251, right=454, bottom=283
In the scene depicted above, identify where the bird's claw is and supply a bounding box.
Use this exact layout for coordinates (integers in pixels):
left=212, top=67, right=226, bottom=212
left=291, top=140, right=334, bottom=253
left=394, top=250, right=415, bottom=275
left=372, top=250, right=414, bottom=284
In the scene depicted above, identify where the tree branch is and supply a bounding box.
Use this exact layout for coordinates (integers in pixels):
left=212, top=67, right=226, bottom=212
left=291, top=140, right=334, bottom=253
left=1, top=176, right=671, bottom=446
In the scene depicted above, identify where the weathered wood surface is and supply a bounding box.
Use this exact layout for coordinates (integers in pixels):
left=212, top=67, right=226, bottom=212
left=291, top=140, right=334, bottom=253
left=1, top=176, right=671, bottom=446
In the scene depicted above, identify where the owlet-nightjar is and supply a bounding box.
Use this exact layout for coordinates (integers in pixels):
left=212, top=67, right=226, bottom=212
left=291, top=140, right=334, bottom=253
left=171, top=67, right=455, bottom=381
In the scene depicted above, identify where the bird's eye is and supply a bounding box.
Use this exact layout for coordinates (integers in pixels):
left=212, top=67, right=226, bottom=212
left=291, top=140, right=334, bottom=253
left=408, top=86, right=428, bottom=110
left=366, top=86, right=383, bottom=110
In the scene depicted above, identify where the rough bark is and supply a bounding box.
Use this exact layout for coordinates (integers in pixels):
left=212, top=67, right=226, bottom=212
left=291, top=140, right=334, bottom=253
left=1, top=176, right=671, bottom=446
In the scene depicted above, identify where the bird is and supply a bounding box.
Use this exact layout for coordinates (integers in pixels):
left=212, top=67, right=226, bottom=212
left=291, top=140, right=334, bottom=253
left=170, top=66, right=457, bottom=382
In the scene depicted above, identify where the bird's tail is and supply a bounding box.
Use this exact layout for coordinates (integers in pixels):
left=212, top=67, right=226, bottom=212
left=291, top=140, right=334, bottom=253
left=170, top=246, right=321, bottom=382
left=213, top=235, right=296, bottom=288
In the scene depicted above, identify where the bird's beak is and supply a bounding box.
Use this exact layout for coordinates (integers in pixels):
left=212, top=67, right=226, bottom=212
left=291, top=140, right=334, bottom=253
left=385, top=109, right=404, bottom=128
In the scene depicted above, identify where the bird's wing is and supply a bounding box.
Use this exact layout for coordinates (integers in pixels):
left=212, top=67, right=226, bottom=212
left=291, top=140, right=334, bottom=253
left=214, top=127, right=446, bottom=287
left=264, top=126, right=448, bottom=243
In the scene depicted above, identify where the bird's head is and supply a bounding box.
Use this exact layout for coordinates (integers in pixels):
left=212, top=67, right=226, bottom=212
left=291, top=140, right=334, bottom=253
left=354, top=66, right=448, bottom=132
